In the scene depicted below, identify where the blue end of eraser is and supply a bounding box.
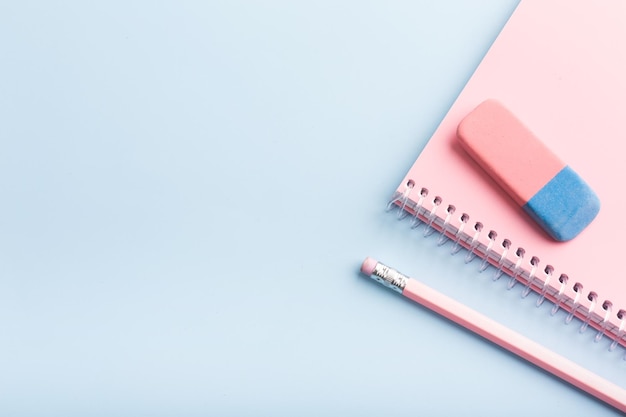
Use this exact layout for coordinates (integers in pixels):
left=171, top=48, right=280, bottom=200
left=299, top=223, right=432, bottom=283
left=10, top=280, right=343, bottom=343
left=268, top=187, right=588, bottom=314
left=523, top=166, right=600, bottom=241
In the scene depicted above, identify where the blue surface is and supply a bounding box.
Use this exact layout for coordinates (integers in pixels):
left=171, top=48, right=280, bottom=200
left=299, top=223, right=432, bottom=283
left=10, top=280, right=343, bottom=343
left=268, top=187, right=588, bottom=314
left=1, top=1, right=625, bottom=416
left=524, top=166, right=600, bottom=241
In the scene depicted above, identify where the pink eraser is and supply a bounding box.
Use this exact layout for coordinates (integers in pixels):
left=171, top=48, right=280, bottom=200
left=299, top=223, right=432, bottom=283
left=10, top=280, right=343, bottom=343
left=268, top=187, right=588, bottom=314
left=457, top=100, right=600, bottom=241
left=361, top=257, right=378, bottom=275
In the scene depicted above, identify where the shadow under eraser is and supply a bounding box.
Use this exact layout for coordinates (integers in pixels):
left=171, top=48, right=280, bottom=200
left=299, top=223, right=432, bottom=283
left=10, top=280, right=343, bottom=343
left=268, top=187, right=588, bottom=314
left=457, top=99, right=600, bottom=242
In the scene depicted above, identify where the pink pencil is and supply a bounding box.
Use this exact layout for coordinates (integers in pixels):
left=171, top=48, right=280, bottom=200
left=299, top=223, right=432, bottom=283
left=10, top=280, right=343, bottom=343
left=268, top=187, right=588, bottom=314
left=360, top=257, right=626, bottom=413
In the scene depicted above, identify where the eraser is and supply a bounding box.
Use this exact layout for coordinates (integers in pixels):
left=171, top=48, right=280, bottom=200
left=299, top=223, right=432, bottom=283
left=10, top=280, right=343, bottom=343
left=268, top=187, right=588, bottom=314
left=457, top=100, right=600, bottom=241
left=361, top=257, right=378, bottom=276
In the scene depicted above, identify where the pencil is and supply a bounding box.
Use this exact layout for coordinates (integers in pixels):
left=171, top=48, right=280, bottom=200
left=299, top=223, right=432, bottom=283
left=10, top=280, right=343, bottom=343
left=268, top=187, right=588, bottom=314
left=360, top=257, right=626, bottom=413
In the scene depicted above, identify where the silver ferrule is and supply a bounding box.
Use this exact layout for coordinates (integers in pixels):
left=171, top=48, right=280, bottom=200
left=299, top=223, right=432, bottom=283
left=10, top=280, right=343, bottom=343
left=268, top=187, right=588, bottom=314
left=369, top=262, right=408, bottom=293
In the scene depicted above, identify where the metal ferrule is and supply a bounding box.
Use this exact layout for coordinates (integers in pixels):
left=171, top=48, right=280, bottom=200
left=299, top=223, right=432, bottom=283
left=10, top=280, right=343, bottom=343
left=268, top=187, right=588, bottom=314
left=369, top=262, right=408, bottom=293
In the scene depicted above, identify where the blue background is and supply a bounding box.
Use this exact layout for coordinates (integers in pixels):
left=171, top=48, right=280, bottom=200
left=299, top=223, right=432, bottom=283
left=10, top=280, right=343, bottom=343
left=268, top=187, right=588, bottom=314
left=1, top=1, right=624, bottom=415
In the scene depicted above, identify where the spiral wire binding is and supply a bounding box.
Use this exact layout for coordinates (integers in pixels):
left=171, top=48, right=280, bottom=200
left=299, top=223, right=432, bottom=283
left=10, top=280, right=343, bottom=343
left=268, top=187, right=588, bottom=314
left=387, top=179, right=626, bottom=358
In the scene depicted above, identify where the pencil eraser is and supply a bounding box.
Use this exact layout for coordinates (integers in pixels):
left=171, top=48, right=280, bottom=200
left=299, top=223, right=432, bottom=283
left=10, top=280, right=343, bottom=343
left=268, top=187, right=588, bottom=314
left=456, top=100, right=600, bottom=241
left=361, top=257, right=378, bottom=276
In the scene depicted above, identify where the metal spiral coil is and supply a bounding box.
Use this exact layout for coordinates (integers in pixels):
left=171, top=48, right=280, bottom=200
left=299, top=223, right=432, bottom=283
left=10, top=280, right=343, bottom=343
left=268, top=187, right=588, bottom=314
left=387, top=178, right=626, bottom=356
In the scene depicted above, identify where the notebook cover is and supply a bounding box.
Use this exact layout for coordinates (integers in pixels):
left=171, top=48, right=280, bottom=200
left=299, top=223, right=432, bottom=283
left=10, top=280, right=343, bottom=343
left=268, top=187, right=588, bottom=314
left=396, top=0, right=626, bottom=334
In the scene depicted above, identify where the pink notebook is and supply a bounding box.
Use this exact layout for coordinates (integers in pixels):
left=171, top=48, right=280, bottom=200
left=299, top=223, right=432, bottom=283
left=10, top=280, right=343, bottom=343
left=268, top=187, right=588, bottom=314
left=391, top=0, right=626, bottom=346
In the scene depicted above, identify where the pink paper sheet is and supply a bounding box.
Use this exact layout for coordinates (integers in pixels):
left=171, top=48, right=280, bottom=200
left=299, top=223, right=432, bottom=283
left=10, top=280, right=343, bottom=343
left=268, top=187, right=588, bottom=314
left=397, top=0, right=626, bottom=336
